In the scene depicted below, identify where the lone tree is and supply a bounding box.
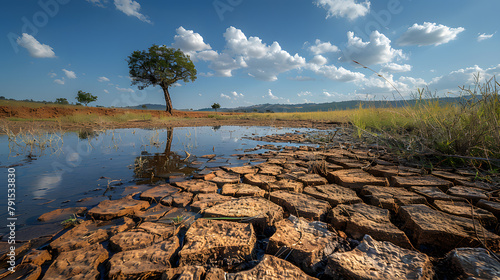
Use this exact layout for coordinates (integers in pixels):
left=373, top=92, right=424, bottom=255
left=55, top=98, right=69, bottom=105
left=211, top=103, right=221, bottom=112
left=127, top=45, right=197, bottom=114
left=76, top=90, right=98, bottom=106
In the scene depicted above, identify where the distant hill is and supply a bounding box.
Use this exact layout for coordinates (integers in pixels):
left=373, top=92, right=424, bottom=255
left=195, top=96, right=472, bottom=113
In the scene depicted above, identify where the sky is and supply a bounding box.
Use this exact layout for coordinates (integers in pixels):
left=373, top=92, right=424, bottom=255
left=1, top=0, right=499, bottom=110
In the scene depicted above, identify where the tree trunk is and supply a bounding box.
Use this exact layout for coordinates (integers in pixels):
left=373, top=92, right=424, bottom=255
left=162, top=85, right=173, bottom=114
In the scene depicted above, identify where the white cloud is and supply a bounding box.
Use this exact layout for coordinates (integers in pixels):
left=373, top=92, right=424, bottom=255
left=361, top=73, right=426, bottom=97
left=340, top=31, right=405, bottom=66
left=62, top=69, right=76, bottom=79
left=381, top=63, right=412, bottom=73
left=223, top=27, right=306, bottom=81
left=174, top=27, right=306, bottom=81
left=172, top=27, right=212, bottom=56
left=116, top=86, right=135, bottom=93
left=307, top=63, right=365, bottom=82
left=220, top=93, right=231, bottom=99
left=48, top=72, right=57, bottom=78
left=315, top=0, right=370, bottom=20
left=478, top=32, right=495, bottom=42
left=309, top=39, right=339, bottom=54
left=98, top=76, right=110, bottom=82
left=208, top=53, right=247, bottom=77
left=231, top=91, right=244, bottom=98
left=310, top=55, right=328, bottom=66
left=323, top=91, right=333, bottom=97
left=54, top=79, right=65, bottom=85
left=113, top=0, right=151, bottom=23
left=16, top=33, right=56, bottom=58
left=398, top=22, right=465, bottom=46
left=86, top=0, right=107, bottom=7
left=263, top=89, right=280, bottom=100
left=298, top=91, right=312, bottom=97
left=104, top=89, right=109, bottom=93
left=429, top=64, right=500, bottom=91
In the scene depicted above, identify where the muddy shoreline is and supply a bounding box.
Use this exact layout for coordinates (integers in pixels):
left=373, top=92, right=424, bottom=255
left=0, top=118, right=343, bottom=134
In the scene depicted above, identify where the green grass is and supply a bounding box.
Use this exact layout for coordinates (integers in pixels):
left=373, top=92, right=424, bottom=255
left=59, top=113, right=154, bottom=123
left=350, top=76, right=500, bottom=168
left=7, top=117, right=58, bottom=122
left=207, top=110, right=353, bottom=123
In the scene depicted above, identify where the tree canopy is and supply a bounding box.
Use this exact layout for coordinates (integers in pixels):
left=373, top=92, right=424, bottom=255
left=127, top=45, right=197, bottom=114
left=211, top=103, right=221, bottom=112
left=76, top=90, right=97, bottom=106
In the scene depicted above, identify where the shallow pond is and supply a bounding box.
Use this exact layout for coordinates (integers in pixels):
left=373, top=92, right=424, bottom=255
left=0, top=126, right=319, bottom=237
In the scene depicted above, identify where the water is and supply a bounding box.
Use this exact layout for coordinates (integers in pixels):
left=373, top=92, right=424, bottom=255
left=0, top=126, right=317, bottom=237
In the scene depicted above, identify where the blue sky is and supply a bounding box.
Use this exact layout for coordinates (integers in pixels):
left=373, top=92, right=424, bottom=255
left=1, top=0, right=499, bottom=110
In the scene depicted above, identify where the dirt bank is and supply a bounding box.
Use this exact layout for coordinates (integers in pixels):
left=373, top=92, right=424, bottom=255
left=0, top=105, right=342, bottom=133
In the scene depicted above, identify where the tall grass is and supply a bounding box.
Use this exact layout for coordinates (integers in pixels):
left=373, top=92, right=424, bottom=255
left=207, top=110, right=353, bottom=123
left=351, top=76, right=500, bottom=168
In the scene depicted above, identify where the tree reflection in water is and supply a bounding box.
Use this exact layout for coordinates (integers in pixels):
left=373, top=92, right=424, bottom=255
left=133, top=127, right=199, bottom=184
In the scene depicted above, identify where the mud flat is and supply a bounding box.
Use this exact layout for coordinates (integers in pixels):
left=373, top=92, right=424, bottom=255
left=1, top=131, right=500, bottom=279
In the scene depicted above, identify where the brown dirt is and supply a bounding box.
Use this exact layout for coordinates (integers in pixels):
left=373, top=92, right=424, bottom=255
left=0, top=105, right=339, bottom=133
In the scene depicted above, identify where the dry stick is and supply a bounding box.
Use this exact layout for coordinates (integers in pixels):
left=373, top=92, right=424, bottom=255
left=470, top=202, right=500, bottom=262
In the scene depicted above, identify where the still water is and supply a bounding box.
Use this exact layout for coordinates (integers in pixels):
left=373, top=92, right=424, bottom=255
left=0, top=126, right=316, bottom=237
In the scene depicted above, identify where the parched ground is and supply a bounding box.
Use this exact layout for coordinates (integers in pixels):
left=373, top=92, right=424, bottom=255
left=0, top=105, right=338, bottom=133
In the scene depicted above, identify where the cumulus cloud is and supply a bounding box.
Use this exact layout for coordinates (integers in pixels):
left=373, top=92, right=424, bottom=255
left=220, top=93, right=231, bottom=99
left=361, top=73, right=426, bottom=97
left=98, top=76, right=110, bottom=82
left=116, top=86, right=135, bottom=93
left=16, top=33, right=56, bottom=58
left=104, top=89, right=109, bottom=93
left=263, top=89, right=280, bottom=100
left=478, top=32, right=495, bottom=42
left=309, top=39, right=339, bottom=54
left=298, top=91, right=312, bottom=97
left=172, top=27, right=212, bottom=56
left=223, top=27, right=306, bottom=81
left=62, top=69, right=76, bottom=79
left=114, top=0, right=151, bottom=23
left=307, top=63, right=365, bottom=82
left=48, top=72, right=57, bottom=78
left=398, top=22, right=464, bottom=46
left=54, top=79, right=65, bottom=85
left=315, top=0, right=370, bottom=20
left=340, top=31, right=405, bottom=66
left=381, top=63, right=412, bottom=73
left=310, top=55, right=328, bottom=66
left=231, top=91, right=244, bottom=98
left=429, top=64, right=500, bottom=91
left=172, top=27, right=306, bottom=81
left=322, top=91, right=344, bottom=98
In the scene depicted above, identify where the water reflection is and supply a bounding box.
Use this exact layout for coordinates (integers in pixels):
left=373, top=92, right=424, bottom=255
left=133, top=127, right=199, bottom=184
left=78, top=129, right=101, bottom=140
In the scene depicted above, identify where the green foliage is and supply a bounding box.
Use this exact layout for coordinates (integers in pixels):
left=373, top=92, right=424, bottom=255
left=127, top=45, right=197, bottom=114
left=211, top=103, right=221, bottom=112
left=55, top=98, right=69, bottom=105
left=61, top=214, right=82, bottom=228
left=75, top=90, right=98, bottom=106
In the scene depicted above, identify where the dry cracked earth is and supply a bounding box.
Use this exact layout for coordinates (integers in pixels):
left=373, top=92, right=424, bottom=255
left=1, top=132, right=500, bottom=279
